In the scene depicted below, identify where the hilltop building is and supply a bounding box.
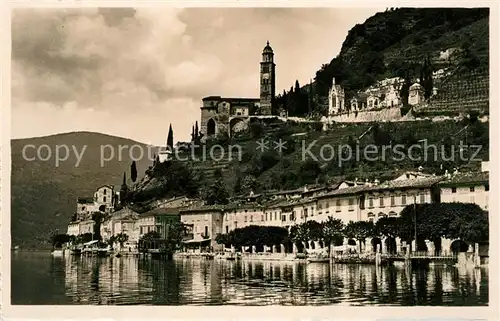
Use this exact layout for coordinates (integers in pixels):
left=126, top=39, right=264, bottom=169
left=200, top=41, right=276, bottom=138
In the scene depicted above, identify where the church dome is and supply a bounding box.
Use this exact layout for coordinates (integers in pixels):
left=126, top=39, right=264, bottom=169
left=263, top=41, right=273, bottom=54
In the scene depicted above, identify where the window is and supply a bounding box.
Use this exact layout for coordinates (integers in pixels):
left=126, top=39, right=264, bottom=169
left=451, top=187, right=457, bottom=193
left=485, top=184, right=489, bottom=191
left=275, top=212, right=277, bottom=220
left=234, top=222, right=238, bottom=229
left=470, top=186, right=475, bottom=192
left=368, top=197, right=374, bottom=208
left=103, top=189, right=107, bottom=195
left=262, top=65, right=269, bottom=73
left=401, top=194, right=407, bottom=205
left=325, top=202, right=329, bottom=209
left=282, top=215, right=286, bottom=222
left=391, top=195, right=395, bottom=206
left=419, top=192, right=425, bottom=204
left=103, top=196, right=107, bottom=203
left=140, top=226, right=144, bottom=234
left=348, top=198, right=354, bottom=211
left=379, top=196, right=384, bottom=207
left=336, top=199, right=341, bottom=212
left=244, top=216, right=247, bottom=222
left=261, top=215, right=264, bottom=221
left=250, top=216, right=253, bottom=222
left=204, top=226, right=209, bottom=237
left=291, top=212, right=295, bottom=221
left=226, top=226, right=229, bottom=234
left=318, top=203, right=323, bottom=210
left=304, top=208, right=308, bottom=218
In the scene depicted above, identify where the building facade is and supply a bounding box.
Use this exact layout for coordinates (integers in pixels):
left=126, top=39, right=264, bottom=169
left=439, top=172, right=489, bottom=211
left=180, top=206, right=224, bottom=251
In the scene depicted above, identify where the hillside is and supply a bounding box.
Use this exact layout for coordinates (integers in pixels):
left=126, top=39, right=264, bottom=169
left=11, top=132, right=154, bottom=248
left=279, top=8, right=489, bottom=116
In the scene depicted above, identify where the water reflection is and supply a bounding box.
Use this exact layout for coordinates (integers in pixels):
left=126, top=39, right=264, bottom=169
left=11, top=252, right=488, bottom=305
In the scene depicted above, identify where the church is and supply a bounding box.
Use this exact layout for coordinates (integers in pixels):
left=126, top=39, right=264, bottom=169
left=200, top=41, right=276, bottom=138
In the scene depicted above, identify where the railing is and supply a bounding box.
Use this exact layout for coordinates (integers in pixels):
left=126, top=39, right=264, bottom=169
left=382, top=251, right=458, bottom=259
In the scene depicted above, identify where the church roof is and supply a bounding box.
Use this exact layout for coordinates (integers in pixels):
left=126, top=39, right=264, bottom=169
left=263, top=41, right=273, bottom=54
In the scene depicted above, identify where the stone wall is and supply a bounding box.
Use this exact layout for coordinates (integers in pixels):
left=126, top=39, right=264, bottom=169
left=328, top=107, right=413, bottom=123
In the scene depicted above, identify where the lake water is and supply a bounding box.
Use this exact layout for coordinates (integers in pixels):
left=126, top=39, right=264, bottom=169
left=11, top=251, right=488, bottom=306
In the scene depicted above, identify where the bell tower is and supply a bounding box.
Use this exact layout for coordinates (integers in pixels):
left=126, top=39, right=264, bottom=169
left=260, top=41, right=275, bottom=115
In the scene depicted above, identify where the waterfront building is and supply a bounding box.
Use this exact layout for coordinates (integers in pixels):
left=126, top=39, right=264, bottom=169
left=438, top=171, right=489, bottom=210
left=138, top=207, right=181, bottom=239
left=179, top=205, right=224, bottom=251
left=101, top=207, right=140, bottom=250
left=66, top=221, right=80, bottom=236
left=360, top=175, right=443, bottom=222
left=75, top=197, right=98, bottom=221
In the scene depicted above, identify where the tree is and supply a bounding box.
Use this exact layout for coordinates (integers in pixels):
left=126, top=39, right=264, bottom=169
left=110, top=233, right=129, bottom=249
left=130, top=161, right=137, bottom=183
left=202, top=178, right=229, bottom=205
left=120, top=172, right=129, bottom=204
left=344, top=220, right=375, bottom=252
left=322, top=217, right=345, bottom=253
left=375, top=217, right=401, bottom=239
left=91, top=211, right=106, bottom=241
left=400, top=69, right=412, bottom=106
left=50, top=233, right=70, bottom=249
left=167, top=124, right=174, bottom=152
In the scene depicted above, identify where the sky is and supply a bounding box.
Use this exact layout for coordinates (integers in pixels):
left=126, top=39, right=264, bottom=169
left=11, top=7, right=384, bottom=145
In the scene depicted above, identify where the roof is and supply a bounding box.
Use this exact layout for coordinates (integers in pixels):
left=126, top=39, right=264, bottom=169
left=263, top=41, right=273, bottom=54
left=365, top=176, right=445, bottom=193
left=179, top=204, right=226, bottom=214
left=438, top=171, right=489, bottom=187
left=77, top=197, right=94, bottom=204
left=96, top=185, right=113, bottom=191
left=318, top=185, right=371, bottom=198
left=142, top=207, right=181, bottom=217
left=202, top=96, right=260, bottom=102
left=351, top=92, right=368, bottom=102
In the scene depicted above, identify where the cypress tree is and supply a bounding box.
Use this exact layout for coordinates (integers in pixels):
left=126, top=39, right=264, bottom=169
left=167, top=124, right=174, bottom=152
left=130, top=161, right=137, bottom=183
left=120, top=172, right=129, bottom=204
left=195, top=121, right=199, bottom=140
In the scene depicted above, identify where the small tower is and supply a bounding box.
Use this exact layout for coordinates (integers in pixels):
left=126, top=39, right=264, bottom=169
left=328, top=77, right=345, bottom=115
left=408, top=83, right=424, bottom=106
left=260, top=41, right=276, bottom=115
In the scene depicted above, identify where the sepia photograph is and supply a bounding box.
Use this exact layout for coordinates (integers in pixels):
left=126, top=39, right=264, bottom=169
left=6, top=5, right=493, bottom=309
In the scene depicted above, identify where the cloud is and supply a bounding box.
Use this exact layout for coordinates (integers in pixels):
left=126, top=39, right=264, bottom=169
left=11, top=7, right=382, bottom=144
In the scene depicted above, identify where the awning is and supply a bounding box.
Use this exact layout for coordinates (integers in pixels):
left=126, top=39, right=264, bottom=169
left=83, top=240, right=99, bottom=246
left=183, top=238, right=211, bottom=244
